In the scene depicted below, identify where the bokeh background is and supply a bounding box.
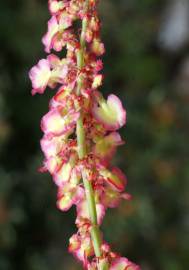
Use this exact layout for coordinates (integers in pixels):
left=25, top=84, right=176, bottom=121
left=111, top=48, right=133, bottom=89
left=0, top=0, right=189, bottom=269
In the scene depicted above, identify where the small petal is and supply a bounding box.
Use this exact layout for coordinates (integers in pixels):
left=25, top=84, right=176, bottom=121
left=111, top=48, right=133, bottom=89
left=45, top=156, right=60, bottom=174
left=77, top=199, right=105, bottom=225
left=40, top=134, right=67, bottom=159
left=59, top=12, right=72, bottom=31
left=57, top=191, right=74, bottom=211
left=69, top=233, right=94, bottom=265
left=41, top=109, right=66, bottom=136
left=49, top=1, right=60, bottom=14
left=29, top=59, right=51, bottom=95
left=57, top=184, right=84, bottom=211
left=50, top=87, right=68, bottom=108
left=100, top=167, right=126, bottom=192
left=92, top=74, right=103, bottom=89
left=53, top=162, right=72, bottom=187
left=110, top=257, right=140, bottom=270
left=69, top=234, right=80, bottom=253
left=91, top=39, right=105, bottom=56
left=47, top=53, right=61, bottom=68
left=42, top=16, right=59, bottom=53
left=41, top=108, right=79, bottom=136
left=75, top=236, right=93, bottom=264
left=101, top=187, right=121, bottom=208
left=48, top=0, right=66, bottom=14
left=93, top=132, right=124, bottom=161
left=85, top=29, right=93, bottom=43
left=92, top=94, right=126, bottom=131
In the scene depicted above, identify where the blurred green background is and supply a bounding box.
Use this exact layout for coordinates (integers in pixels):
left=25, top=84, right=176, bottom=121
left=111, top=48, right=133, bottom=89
left=0, top=0, right=189, bottom=269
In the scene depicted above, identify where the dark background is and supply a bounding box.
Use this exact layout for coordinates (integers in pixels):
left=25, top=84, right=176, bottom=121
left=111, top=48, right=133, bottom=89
left=0, top=0, right=189, bottom=269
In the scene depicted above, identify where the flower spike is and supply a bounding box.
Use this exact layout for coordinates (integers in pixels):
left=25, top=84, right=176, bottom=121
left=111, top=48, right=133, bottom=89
left=29, top=0, right=140, bottom=269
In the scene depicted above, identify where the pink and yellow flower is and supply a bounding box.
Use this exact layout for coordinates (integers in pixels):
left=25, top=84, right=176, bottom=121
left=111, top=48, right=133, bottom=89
left=69, top=232, right=94, bottom=265
left=40, top=133, right=68, bottom=159
left=42, top=16, right=59, bottom=53
left=57, top=185, right=84, bottom=211
left=48, top=0, right=67, bottom=15
left=29, top=59, right=51, bottom=95
left=93, top=132, right=124, bottom=162
left=41, top=107, right=79, bottom=136
left=91, top=38, right=105, bottom=56
left=99, top=167, right=127, bottom=192
left=42, top=13, right=73, bottom=53
left=110, top=257, right=140, bottom=270
left=77, top=198, right=105, bottom=225
left=92, top=94, right=126, bottom=131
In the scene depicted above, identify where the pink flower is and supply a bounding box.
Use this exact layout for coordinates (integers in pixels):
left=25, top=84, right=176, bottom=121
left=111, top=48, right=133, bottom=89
left=41, top=109, right=66, bottom=136
left=47, top=53, right=61, bottom=68
left=110, top=257, right=140, bottom=270
left=100, top=187, right=132, bottom=209
left=53, top=161, right=72, bottom=186
left=40, top=134, right=67, bottom=159
left=52, top=151, right=81, bottom=187
left=69, top=232, right=94, bottom=265
left=47, top=55, right=77, bottom=89
left=87, top=258, right=109, bottom=270
left=29, top=55, right=72, bottom=95
left=77, top=199, right=105, bottom=225
left=99, top=167, right=127, bottom=192
left=69, top=234, right=81, bottom=256
left=29, top=59, right=51, bottom=95
left=42, top=16, right=59, bottom=53
left=49, top=1, right=60, bottom=14
left=59, top=12, right=73, bottom=31
left=49, top=87, right=68, bottom=108
left=48, top=0, right=67, bottom=15
left=48, top=54, right=68, bottom=83
left=43, top=155, right=61, bottom=174
left=42, top=13, right=73, bottom=53
left=92, top=74, right=103, bottom=89
left=91, top=39, right=105, bottom=56
left=92, top=94, right=126, bottom=131
left=93, top=132, right=124, bottom=162
left=41, top=108, right=79, bottom=136
left=57, top=185, right=84, bottom=211
left=101, top=187, right=122, bottom=208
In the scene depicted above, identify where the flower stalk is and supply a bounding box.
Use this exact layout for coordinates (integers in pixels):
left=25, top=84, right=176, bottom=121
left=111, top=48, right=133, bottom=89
left=76, top=0, right=102, bottom=262
left=29, top=0, right=140, bottom=269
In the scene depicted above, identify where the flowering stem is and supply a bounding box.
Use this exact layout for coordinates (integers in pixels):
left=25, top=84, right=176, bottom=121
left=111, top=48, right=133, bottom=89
left=30, top=0, right=140, bottom=268
left=76, top=0, right=103, bottom=263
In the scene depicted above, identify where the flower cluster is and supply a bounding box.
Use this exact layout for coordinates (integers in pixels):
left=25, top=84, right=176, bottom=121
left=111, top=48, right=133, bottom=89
left=29, top=0, right=140, bottom=269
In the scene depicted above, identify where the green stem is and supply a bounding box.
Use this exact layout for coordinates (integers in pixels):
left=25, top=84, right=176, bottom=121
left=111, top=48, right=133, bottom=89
left=76, top=0, right=104, bottom=264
